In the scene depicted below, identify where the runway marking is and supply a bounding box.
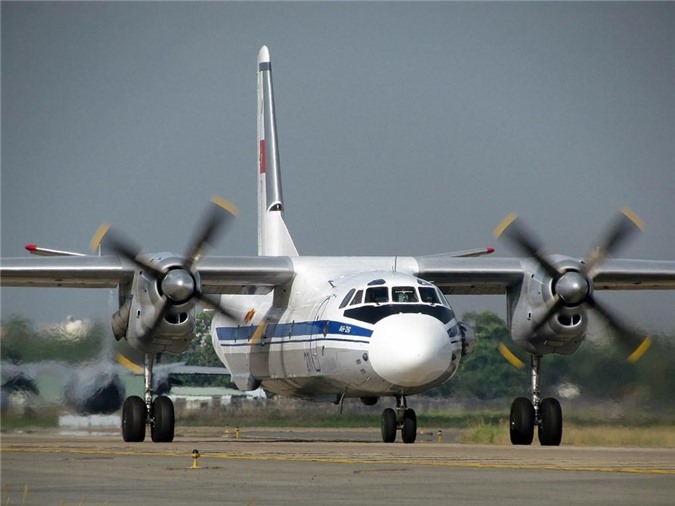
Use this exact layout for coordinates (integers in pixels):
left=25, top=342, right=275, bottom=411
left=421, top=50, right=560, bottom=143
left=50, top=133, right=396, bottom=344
left=2, top=446, right=674, bottom=475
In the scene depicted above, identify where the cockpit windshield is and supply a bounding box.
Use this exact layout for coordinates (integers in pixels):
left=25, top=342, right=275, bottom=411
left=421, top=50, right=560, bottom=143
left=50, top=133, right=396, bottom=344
left=365, top=286, right=389, bottom=304
left=343, top=279, right=448, bottom=309
left=392, top=286, right=418, bottom=303
left=342, top=279, right=454, bottom=325
left=418, top=286, right=441, bottom=304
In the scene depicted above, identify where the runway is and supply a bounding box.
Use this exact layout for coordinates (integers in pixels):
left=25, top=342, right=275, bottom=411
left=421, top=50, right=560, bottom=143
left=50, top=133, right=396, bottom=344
left=2, top=427, right=674, bottom=505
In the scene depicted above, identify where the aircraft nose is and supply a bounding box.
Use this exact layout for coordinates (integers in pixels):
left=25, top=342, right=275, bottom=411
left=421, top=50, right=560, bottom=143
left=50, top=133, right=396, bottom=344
left=369, top=313, right=454, bottom=388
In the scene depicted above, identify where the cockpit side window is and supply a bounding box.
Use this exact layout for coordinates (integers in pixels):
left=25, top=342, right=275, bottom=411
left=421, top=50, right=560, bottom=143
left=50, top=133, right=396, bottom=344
left=419, top=286, right=441, bottom=304
left=351, top=289, right=363, bottom=305
left=392, top=286, right=418, bottom=303
left=365, top=286, right=389, bottom=304
left=339, top=288, right=356, bottom=309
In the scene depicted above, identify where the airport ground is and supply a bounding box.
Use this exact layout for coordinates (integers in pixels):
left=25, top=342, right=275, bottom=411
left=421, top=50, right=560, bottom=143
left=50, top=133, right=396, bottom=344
left=2, top=426, right=675, bottom=506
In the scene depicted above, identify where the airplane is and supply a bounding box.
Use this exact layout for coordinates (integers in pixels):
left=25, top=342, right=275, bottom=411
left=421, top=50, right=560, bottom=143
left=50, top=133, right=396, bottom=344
left=2, top=45, right=674, bottom=445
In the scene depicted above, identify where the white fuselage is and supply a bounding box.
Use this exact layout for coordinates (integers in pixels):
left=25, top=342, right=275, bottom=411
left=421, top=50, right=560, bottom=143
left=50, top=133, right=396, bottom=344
left=211, top=257, right=463, bottom=401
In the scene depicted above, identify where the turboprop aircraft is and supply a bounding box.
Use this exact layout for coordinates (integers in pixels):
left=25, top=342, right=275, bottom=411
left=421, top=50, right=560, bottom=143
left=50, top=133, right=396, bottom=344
left=2, top=46, right=674, bottom=445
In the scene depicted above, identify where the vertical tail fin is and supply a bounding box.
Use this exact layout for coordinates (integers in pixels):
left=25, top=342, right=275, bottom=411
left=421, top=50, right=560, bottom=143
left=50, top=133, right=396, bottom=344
left=257, top=45, right=299, bottom=257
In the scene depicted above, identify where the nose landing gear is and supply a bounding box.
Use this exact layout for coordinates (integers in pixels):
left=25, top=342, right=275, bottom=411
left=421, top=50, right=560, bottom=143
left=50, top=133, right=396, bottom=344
left=381, top=395, right=417, bottom=444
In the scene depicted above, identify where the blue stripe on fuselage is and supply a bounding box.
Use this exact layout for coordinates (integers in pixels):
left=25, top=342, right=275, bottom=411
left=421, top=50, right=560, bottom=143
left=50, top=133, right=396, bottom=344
left=216, top=320, right=373, bottom=345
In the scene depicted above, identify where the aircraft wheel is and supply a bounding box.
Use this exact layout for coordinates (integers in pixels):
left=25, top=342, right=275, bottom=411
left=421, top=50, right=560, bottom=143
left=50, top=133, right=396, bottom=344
left=401, top=409, right=417, bottom=444
left=122, top=395, right=146, bottom=442
left=151, top=396, right=175, bottom=443
left=381, top=408, right=397, bottom=443
left=538, top=397, right=563, bottom=446
left=510, top=397, right=534, bottom=445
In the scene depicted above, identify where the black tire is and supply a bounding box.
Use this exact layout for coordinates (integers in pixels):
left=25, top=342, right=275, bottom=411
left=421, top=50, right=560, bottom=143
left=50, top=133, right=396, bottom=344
left=151, top=396, right=175, bottom=443
left=381, top=408, right=397, bottom=443
left=401, top=409, right=417, bottom=444
left=510, top=397, right=534, bottom=445
left=122, top=395, right=146, bottom=443
left=538, top=397, right=563, bottom=446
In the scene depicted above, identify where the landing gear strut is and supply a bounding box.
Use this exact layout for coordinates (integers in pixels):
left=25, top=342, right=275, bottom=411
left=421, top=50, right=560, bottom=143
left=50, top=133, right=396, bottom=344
left=381, top=396, right=417, bottom=444
left=509, top=355, right=562, bottom=446
left=121, top=353, right=175, bottom=443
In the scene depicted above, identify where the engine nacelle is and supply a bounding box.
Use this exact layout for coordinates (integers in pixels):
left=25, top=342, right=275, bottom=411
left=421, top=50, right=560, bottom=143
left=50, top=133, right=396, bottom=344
left=508, top=257, right=587, bottom=356
left=112, top=299, right=132, bottom=341
left=113, top=253, right=198, bottom=354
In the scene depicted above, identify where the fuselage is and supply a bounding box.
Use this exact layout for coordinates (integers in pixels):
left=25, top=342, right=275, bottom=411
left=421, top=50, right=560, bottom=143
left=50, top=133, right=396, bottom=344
left=211, top=257, right=464, bottom=401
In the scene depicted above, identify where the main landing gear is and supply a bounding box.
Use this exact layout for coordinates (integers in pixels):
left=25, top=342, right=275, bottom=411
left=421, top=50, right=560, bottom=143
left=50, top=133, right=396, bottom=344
left=121, top=353, right=175, bottom=443
left=381, top=396, right=417, bottom=444
left=509, top=355, right=562, bottom=446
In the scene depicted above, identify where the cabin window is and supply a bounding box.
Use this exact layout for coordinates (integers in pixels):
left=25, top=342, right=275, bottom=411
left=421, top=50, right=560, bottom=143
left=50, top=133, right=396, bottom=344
left=350, top=289, right=363, bottom=305
left=365, top=286, right=389, bottom=304
left=339, top=288, right=356, bottom=309
left=392, top=286, right=418, bottom=303
left=419, top=287, right=441, bottom=304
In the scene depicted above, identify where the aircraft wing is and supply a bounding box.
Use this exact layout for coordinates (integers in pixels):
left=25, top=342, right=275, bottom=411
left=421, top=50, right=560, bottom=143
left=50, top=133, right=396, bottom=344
left=592, top=259, right=675, bottom=290
left=414, top=256, right=524, bottom=295
left=197, top=256, right=295, bottom=294
left=414, top=256, right=675, bottom=295
left=0, top=255, right=295, bottom=292
left=0, top=255, right=134, bottom=288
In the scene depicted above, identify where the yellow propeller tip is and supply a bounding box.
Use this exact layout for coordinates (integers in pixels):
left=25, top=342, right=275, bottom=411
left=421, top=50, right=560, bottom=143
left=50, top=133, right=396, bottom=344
left=90, top=224, right=111, bottom=252
left=620, top=208, right=645, bottom=231
left=493, top=213, right=519, bottom=239
left=498, top=343, right=526, bottom=369
left=627, top=336, right=652, bottom=363
left=116, top=353, right=144, bottom=375
left=248, top=319, right=268, bottom=345
left=212, top=197, right=239, bottom=217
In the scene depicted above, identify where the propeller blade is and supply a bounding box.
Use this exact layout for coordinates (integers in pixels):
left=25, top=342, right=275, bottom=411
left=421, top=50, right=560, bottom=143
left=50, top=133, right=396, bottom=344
left=194, top=291, right=239, bottom=321
left=498, top=343, right=526, bottom=369
left=91, top=224, right=163, bottom=278
left=585, top=208, right=644, bottom=276
left=627, top=336, right=653, bottom=363
left=494, top=213, right=560, bottom=278
left=530, top=294, right=564, bottom=336
left=586, top=295, right=652, bottom=362
left=116, top=353, right=144, bottom=375
left=249, top=318, right=268, bottom=346
left=144, top=298, right=171, bottom=337
left=184, top=197, right=238, bottom=269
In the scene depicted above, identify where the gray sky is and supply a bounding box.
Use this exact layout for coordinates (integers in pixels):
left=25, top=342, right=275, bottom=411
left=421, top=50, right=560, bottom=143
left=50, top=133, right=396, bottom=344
left=2, top=2, right=674, bottom=333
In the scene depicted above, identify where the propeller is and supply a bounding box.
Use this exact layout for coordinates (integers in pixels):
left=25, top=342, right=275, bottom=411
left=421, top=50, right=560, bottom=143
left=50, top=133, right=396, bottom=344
left=494, top=208, right=652, bottom=362
left=91, top=197, right=240, bottom=339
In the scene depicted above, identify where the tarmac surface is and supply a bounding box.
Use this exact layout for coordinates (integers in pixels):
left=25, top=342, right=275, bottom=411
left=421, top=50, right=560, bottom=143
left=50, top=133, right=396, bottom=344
left=2, top=426, right=674, bottom=505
